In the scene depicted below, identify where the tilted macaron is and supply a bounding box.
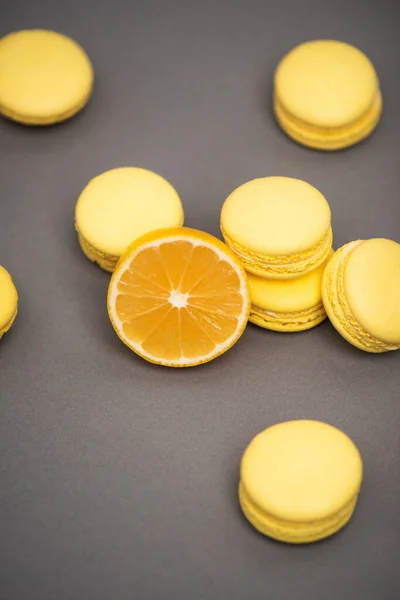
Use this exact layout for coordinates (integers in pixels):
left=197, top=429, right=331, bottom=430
left=322, top=238, right=400, bottom=352
left=75, top=167, right=184, bottom=272
left=248, top=254, right=331, bottom=332
left=239, top=420, right=363, bottom=544
left=0, top=29, right=94, bottom=125
left=274, top=40, right=382, bottom=150
left=220, top=176, right=332, bottom=279
left=0, top=265, right=18, bottom=339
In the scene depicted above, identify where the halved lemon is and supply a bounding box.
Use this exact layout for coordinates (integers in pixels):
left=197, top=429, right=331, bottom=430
left=107, top=227, right=250, bottom=367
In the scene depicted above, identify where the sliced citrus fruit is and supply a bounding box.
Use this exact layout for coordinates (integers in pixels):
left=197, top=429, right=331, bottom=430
left=107, top=227, right=250, bottom=367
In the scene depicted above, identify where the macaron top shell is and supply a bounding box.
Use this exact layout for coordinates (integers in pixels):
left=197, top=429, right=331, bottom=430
left=221, top=177, right=331, bottom=256
left=241, top=420, right=362, bottom=522
left=75, top=167, right=184, bottom=257
left=248, top=254, right=330, bottom=312
left=0, top=265, right=18, bottom=328
left=0, top=29, right=93, bottom=123
left=275, top=40, right=379, bottom=128
left=344, top=238, right=400, bottom=345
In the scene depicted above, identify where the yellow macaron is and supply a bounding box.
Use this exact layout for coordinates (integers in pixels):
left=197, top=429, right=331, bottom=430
left=322, top=238, right=400, bottom=352
left=0, top=265, right=18, bottom=339
left=0, top=29, right=93, bottom=125
left=75, top=167, right=184, bottom=272
left=239, top=420, right=363, bottom=544
left=220, top=176, right=332, bottom=279
left=248, top=254, right=331, bottom=332
left=274, top=40, right=382, bottom=150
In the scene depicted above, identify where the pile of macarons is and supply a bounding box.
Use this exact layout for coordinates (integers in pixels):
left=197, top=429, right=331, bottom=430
left=220, top=176, right=333, bottom=333
left=0, top=28, right=399, bottom=545
left=220, top=176, right=400, bottom=353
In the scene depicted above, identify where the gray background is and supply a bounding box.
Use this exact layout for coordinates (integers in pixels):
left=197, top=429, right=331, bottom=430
left=1, top=0, right=399, bottom=598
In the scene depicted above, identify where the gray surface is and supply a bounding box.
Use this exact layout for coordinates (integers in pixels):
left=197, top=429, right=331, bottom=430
left=1, top=0, right=399, bottom=598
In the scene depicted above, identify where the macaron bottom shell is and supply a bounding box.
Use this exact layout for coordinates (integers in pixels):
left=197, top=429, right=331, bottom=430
left=249, top=302, right=326, bottom=332
left=274, top=89, right=382, bottom=151
left=239, top=481, right=358, bottom=544
left=0, top=88, right=92, bottom=125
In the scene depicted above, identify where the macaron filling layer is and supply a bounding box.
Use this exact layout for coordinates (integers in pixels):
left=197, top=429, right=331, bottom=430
left=239, top=481, right=358, bottom=543
left=221, top=225, right=332, bottom=278
left=323, top=242, right=400, bottom=352
left=274, top=89, right=382, bottom=150
left=249, top=302, right=326, bottom=332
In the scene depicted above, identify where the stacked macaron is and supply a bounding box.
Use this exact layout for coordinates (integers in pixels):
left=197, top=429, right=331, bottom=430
left=220, top=176, right=332, bottom=332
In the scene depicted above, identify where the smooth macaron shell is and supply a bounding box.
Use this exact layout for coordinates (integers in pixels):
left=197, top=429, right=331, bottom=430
left=248, top=254, right=331, bottom=332
left=75, top=167, right=184, bottom=272
left=239, top=420, right=363, bottom=544
left=322, top=239, right=400, bottom=352
left=0, top=265, right=18, bottom=338
left=274, top=40, right=382, bottom=150
left=0, top=29, right=94, bottom=125
left=220, top=177, right=332, bottom=279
